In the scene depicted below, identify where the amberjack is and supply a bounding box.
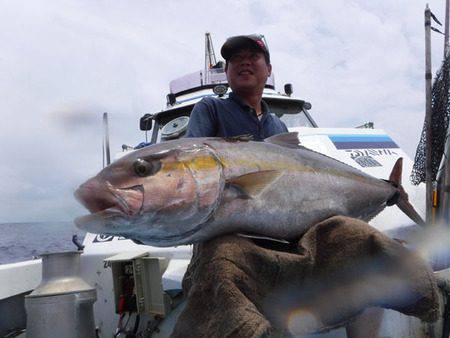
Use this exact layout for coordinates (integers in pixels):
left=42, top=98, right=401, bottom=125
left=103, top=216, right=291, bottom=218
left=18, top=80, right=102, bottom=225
left=74, top=132, right=424, bottom=247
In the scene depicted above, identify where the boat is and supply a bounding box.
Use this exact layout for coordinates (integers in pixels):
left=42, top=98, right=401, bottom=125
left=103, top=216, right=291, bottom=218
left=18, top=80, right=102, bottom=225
left=1, top=32, right=449, bottom=338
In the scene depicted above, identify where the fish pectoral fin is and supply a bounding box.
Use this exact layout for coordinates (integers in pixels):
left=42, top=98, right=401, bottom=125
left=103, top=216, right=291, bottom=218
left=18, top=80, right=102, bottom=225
left=225, top=170, right=282, bottom=199
left=223, top=183, right=251, bottom=201
left=264, top=132, right=304, bottom=149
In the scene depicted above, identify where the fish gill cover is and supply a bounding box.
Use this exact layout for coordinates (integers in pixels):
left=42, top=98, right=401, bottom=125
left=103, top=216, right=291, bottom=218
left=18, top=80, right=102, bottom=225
left=411, top=52, right=450, bottom=185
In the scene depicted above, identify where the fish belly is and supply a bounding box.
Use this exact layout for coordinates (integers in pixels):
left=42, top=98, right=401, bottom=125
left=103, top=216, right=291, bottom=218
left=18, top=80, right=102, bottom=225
left=212, top=171, right=392, bottom=240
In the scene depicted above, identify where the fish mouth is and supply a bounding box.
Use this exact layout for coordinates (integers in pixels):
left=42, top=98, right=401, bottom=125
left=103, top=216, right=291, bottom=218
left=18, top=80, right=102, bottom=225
left=75, top=180, right=145, bottom=222
left=110, top=183, right=145, bottom=216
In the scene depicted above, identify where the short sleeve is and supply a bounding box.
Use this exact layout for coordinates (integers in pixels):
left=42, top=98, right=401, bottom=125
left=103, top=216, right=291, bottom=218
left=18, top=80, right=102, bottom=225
left=185, top=99, right=217, bottom=137
left=281, top=120, right=289, bottom=132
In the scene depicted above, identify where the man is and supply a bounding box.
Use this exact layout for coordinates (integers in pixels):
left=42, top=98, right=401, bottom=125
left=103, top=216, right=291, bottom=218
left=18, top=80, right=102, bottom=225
left=186, top=34, right=287, bottom=139
left=173, top=35, right=438, bottom=338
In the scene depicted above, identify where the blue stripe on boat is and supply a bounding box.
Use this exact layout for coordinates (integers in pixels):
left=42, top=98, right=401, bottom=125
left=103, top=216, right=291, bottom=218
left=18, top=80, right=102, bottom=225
left=328, top=134, right=399, bottom=149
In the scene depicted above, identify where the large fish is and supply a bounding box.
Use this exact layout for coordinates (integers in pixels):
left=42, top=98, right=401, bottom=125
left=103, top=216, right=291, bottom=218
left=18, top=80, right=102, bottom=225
left=74, top=132, right=424, bottom=247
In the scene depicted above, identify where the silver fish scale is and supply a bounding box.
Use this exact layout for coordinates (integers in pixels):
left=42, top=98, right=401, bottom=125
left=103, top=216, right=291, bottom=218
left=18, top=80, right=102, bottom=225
left=188, top=138, right=396, bottom=241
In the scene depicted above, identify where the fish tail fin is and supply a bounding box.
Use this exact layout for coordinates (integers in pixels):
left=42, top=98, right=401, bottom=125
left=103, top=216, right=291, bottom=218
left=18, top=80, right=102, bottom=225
left=386, top=158, right=426, bottom=226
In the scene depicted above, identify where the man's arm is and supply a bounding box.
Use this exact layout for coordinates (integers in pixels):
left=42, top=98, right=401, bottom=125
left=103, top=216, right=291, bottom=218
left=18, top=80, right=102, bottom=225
left=185, top=99, right=217, bottom=137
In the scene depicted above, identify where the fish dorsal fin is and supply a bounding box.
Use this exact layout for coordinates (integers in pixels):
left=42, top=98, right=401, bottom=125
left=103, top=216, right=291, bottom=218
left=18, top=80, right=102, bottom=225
left=223, top=134, right=254, bottom=142
left=225, top=170, right=281, bottom=200
left=265, top=132, right=302, bottom=149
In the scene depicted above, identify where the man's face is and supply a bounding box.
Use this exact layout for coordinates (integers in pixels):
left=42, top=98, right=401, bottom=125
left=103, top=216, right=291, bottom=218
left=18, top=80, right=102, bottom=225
left=225, top=48, right=272, bottom=95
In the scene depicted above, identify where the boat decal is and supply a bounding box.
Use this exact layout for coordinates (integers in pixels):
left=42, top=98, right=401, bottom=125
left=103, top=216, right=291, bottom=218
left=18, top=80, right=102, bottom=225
left=344, top=148, right=399, bottom=167
left=345, top=148, right=398, bottom=158
left=92, top=234, right=127, bottom=243
left=351, top=155, right=382, bottom=167
left=328, top=134, right=399, bottom=149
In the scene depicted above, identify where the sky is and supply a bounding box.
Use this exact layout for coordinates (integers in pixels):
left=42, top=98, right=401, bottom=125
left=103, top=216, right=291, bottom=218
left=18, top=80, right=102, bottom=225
left=0, top=0, right=448, bottom=222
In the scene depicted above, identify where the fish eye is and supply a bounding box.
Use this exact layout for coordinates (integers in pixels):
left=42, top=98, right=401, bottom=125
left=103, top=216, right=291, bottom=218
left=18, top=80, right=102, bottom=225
left=133, top=159, right=161, bottom=177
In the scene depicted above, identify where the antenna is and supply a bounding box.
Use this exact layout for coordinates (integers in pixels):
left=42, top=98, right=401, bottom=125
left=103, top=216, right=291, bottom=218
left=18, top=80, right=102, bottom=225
left=204, top=32, right=217, bottom=84
left=103, top=112, right=111, bottom=167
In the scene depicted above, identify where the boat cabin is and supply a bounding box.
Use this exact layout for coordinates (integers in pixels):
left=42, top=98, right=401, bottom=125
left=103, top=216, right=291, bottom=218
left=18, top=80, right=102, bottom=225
left=139, top=60, right=316, bottom=143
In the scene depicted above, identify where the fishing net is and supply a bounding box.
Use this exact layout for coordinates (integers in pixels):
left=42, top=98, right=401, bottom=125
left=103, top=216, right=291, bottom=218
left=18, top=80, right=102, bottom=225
left=411, top=52, right=450, bottom=185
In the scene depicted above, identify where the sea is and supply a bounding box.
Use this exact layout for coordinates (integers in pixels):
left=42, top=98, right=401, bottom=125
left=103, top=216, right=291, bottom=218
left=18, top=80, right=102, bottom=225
left=0, top=222, right=86, bottom=264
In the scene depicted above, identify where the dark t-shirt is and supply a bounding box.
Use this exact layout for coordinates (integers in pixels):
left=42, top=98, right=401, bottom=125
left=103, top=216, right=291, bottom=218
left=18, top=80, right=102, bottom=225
left=185, top=92, right=288, bottom=140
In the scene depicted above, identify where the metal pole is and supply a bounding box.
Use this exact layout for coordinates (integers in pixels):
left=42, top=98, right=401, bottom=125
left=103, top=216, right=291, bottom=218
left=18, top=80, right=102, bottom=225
left=425, top=5, right=433, bottom=224
left=103, top=112, right=111, bottom=167
left=445, top=0, right=450, bottom=56
left=204, top=33, right=208, bottom=84
left=150, top=120, right=160, bottom=144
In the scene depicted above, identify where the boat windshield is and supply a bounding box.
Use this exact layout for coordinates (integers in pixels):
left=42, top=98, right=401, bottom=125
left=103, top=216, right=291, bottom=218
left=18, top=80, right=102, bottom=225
left=266, top=99, right=316, bottom=128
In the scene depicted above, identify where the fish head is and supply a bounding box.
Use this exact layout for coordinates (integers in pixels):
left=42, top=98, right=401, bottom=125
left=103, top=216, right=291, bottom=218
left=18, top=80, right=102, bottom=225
left=74, top=141, right=224, bottom=246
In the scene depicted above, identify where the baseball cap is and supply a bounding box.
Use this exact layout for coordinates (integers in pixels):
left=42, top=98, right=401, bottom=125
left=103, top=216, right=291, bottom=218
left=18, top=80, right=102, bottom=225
left=221, top=34, right=270, bottom=63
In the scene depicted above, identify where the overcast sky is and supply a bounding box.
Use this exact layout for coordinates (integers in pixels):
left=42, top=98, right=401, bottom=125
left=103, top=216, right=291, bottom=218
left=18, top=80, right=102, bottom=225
left=0, top=0, right=448, bottom=223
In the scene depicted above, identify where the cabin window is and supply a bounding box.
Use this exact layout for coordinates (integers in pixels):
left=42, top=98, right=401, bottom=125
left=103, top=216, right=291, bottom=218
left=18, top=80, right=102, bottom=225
left=266, top=99, right=316, bottom=128
left=280, top=112, right=315, bottom=128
